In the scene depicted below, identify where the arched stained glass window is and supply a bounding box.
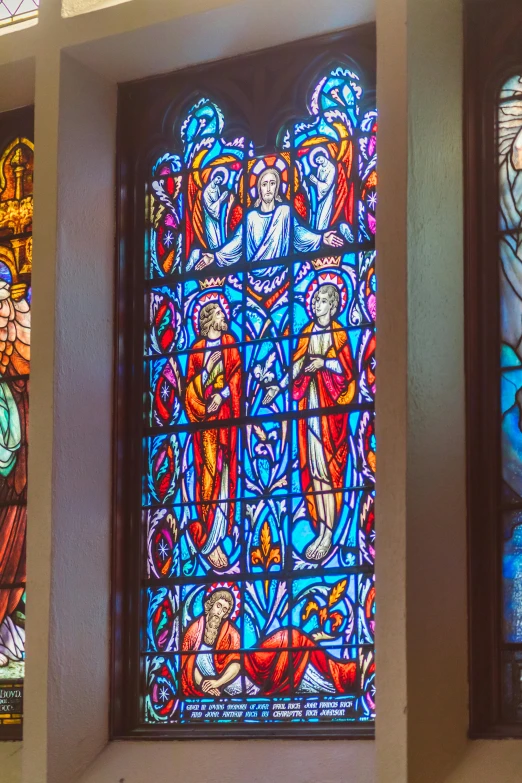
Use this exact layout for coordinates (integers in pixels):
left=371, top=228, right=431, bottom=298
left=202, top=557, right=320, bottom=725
left=0, top=109, right=33, bottom=740
left=114, top=30, right=376, bottom=737
left=0, top=0, right=38, bottom=28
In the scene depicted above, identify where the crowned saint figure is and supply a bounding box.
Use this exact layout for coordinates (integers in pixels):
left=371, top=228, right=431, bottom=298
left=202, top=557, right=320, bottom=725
left=292, top=284, right=355, bottom=560
left=264, top=282, right=355, bottom=561
left=185, top=302, right=241, bottom=570
left=195, top=166, right=342, bottom=271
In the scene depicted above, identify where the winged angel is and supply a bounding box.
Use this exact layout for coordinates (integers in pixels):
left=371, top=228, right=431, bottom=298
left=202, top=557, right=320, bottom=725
left=0, top=280, right=30, bottom=669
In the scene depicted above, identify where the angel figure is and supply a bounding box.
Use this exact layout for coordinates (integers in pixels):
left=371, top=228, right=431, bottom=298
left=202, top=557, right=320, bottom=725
left=0, top=279, right=30, bottom=669
left=309, top=147, right=337, bottom=230
left=202, top=168, right=232, bottom=249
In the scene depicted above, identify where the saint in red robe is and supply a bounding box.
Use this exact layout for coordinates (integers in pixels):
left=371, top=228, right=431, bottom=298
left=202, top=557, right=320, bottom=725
left=185, top=333, right=241, bottom=554
left=292, top=321, right=355, bottom=528
left=181, top=617, right=356, bottom=697
left=181, top=615, right=241, bottom=696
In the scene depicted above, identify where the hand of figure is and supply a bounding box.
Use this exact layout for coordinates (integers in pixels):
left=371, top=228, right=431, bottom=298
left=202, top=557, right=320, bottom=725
left=207, top=351, right=221, bottom=373
left=196, top=252, right=214, bottom=270
left=323, top=231, right=343, bottom=248
left=310, top=175, right=318, bottom=185
left=262, top=385, right=280, bottom=405
left=201, top=679, right=220, bottom=697
left=207, top=393, right=223, bottom=414
left=305, top=357, right=325, bottom=373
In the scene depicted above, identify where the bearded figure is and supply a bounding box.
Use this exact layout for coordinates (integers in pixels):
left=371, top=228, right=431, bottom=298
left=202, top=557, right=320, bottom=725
left=185, top=303, right=241, bottom=570
left=181, top=588, right=357, bottom=698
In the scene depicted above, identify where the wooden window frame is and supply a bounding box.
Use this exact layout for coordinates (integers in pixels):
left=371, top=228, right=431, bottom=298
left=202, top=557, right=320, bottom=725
left=111, top=25, right=376, bottom=740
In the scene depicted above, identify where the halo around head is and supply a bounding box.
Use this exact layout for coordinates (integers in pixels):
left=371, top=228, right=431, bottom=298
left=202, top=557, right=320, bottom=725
left=192, top=290, right=230, bottom=336
left=309, top=145, right=330, bottom=167
left=210, top=166, right=229, bottom=185
left=249, top=155, right=289, bottom=201
left=205, top=582, right=241, bottom=621
left=305, top=272, right=348, bottom=319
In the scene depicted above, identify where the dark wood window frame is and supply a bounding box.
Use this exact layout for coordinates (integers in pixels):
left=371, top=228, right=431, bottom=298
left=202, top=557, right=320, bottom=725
left=112, top=25, right=376, bottom=740
left=465, top=0, right=522, bottom=738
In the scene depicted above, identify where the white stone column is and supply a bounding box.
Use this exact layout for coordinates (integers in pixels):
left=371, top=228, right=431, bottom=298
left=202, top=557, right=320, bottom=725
left=375, top=0, right=466, bottom=781
left=22, top=51, right=116, bottom=783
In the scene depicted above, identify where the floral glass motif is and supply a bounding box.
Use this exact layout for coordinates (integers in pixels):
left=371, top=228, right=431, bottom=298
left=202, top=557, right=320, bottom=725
left=0, top=0, right=39, bottom=27
left=0, top=136, right=32, bottom=732
left=143, top=66, right=376, bottom=727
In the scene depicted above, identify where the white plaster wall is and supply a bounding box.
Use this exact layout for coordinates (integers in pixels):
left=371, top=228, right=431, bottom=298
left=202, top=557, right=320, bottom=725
left=47, top=53, right=116, bottom=783
left=445, top=741, right=522, bottom=783
left=22, top=52, right=116, bottom=783
left=1, top=743, right=22, bottom=783
left=67, top=0, right=375, bottom=83
left=62, top=0, right=132, bottom=17
left=375, top=1, right=468, bottom=781
left=0, top=60, right=34, bottom=113
left=405, top=1, right=467, bottom=778
left=79, top=740, right=375, bottom=783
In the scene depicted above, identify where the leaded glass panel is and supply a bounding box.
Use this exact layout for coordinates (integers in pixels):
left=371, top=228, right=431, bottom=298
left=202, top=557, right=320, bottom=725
left=0, top=0, right=38, bottom=27
left=0, top=114, right=33, bottom=739
left=116, top=35, right=376, bottom=736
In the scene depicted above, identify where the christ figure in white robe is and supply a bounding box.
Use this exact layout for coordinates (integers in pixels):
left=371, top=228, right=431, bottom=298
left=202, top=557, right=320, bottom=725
left=196, top=167, right=342, bottom=272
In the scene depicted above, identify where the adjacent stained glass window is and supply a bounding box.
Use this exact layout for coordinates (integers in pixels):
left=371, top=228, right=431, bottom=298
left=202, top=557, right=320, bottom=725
left=115, top=35, right=376, bottom=736
left=499, top=74, right=522, bottom=720
left=0, top=115, right=32, bottom=739
left=0, top=0, right=39, bottom=27
left=466, top=0, right=522, bottom=735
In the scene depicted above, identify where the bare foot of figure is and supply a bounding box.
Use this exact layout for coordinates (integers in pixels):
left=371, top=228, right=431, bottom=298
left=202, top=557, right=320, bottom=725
left=313, top=529, right=332, bottom=561
left=306, top=530, right=333, bottom=561
left=208, top=545, right=229, bottom=570
left=305, top=536, right=322, bottom=560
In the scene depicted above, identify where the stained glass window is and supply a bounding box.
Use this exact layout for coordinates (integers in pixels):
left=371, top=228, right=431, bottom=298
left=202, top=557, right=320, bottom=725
left=499, top=74, right=522, bottom=722
left=0, top=0, right=39, bottom=27
left=116, top=37, right=376, bottom=736
left=0, top=116, right=32, bottom=739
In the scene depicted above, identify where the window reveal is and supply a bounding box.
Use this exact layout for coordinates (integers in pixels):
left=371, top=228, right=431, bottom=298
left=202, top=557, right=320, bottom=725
left=115, top=34, right=376, bottom=736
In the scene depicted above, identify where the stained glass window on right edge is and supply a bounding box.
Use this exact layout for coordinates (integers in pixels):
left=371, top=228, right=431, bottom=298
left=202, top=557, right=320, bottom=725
left=499, top=74, right=522, bottom=725
left=466, top=0, right=522, bottom=737
left=114, top=29, right=376, bottom=738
